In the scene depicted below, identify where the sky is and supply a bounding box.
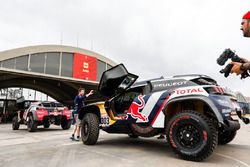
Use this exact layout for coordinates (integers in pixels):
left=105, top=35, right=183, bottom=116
left=0, top=0, right=250, bottom=96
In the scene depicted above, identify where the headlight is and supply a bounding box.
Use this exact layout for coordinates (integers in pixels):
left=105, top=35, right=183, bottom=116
left=216, top=99, right=230, bottom=106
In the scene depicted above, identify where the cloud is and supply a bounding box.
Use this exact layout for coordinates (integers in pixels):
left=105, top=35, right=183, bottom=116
left=0, top=0, right=250, bottom=96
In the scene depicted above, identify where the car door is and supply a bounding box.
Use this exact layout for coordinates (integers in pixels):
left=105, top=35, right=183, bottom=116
left=98, top=64, right=138, bottom=98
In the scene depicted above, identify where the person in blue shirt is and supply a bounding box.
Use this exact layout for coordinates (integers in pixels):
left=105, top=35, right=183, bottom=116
left=70, top=88, right=94, bottom=141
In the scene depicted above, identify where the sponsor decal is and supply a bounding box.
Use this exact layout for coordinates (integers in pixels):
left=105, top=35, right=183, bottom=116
left=152, top=80, right=189, bottom=90
left=175, top=87, right=204, bottom=95
left=127, top=95, right=148, bottom=122
left=73, top=53, right=97, bottom=81
left=101, top=114, right=110, bottom=127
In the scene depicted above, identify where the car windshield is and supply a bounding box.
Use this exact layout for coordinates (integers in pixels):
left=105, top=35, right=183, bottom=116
left=42, top=103, right=51, bottom=107
left=55, top=103, right=64, bottom=107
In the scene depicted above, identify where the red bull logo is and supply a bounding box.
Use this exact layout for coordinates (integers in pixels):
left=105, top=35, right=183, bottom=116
left=127, top=95, right=148, bottom=122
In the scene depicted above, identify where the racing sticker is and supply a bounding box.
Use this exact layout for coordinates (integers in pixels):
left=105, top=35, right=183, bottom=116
left=100, top=114, right=110, bottom=127
left=170, top=86, right=208, bottom=100
left=127, top=95, right=148, bottom=122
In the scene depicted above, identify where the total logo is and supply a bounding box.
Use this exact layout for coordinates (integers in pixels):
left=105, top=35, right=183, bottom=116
left=174, top=87, right=204, bottom=95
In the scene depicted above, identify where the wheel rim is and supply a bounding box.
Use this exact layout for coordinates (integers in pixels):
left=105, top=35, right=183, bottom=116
left=176, top=123, right=202, bottom=149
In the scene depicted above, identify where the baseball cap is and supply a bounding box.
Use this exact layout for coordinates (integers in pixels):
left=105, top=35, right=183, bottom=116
left=243, top=11, right=250, bottom=19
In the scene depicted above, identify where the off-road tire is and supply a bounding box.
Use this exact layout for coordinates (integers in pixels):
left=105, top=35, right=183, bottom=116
left=61, top=119, right=71, bottom=130
left=166, top=110, right=218, bottom=161
left=27, top=115, right=37, bottom=132
left=218, top=130, right=237, bottom=145
left=81, top=113, right=99, bottom=145
left=12, top=116, right=20, bottom=130
left=43, top=122, right=50, bottom=129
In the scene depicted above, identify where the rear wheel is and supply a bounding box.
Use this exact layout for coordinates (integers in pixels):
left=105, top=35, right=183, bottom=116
left=218, top=130, right=237, bottom=145
left=81, top=113, right=99, bottom=145
left=166, top=110, right=218, bottom=161
left=27, top=115, right=37, bottom=132
left=43, top=121, right=50, bottom=129
left=12, top=116, right=20, bottom=130
left=61, top=119, right=71, bottom=130
left=129, top=123, right=158, bottom=137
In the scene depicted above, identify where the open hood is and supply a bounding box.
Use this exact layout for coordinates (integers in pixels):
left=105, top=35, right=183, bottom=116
left=98, top=64, right=138, bottom=98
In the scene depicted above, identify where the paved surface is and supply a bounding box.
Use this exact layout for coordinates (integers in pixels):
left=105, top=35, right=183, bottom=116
left=1, top=122, right=250, bottom=167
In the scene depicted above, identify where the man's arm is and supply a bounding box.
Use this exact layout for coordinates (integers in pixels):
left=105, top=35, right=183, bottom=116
left=240, top=57, right=250, bottom=63
left=86, top=90, right=94, bottom=97
left=241, top=62, right=250, bottom=70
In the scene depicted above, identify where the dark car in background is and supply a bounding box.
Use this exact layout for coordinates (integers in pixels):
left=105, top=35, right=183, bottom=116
left=12, top=101, right=72, bottom=132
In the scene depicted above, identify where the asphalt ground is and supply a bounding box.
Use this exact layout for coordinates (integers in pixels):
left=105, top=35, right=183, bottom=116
left=1, top=121, right=250, bottom=167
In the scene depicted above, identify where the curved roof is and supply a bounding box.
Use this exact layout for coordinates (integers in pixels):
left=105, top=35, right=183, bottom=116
left=0, top=44, right=116, bottom=66
left=0, top=45, right=117, bottom=105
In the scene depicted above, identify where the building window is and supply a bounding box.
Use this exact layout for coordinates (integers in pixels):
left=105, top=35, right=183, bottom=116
left=97, top=60, right=106, bottom=81
left=30, top=53, right=45, bottom=73
left=16, top=55, right=28, bottom=71
left=45, top=52, right=60, bottom=75
left=61, top=53, right=73, bottom=77
left=2, top=58, right=15, bottom=69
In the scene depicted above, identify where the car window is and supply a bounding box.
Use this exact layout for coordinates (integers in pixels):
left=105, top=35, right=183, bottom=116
left=55, top=103, right=64, bottom=107
left=42, top=103, right=51, bottom=107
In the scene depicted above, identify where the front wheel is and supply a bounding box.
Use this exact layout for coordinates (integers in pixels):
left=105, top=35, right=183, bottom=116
left=27, top=115, right=37, bottom=132
left=61, top=119, right=71, bottom=130
left=166, top=110, right=218, bottom=161
left=81, top=113, right=99, bottom=145
left=12, top=116, right=20, bottom=130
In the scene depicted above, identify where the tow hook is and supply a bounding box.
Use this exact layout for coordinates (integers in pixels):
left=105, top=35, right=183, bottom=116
left=236, top=110, right=250, bottom=124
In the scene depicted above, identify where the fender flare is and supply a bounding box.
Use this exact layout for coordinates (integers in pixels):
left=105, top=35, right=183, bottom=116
left=78, top=105, right=101, bottom=121
left=165, top=95, right=224, bottom=125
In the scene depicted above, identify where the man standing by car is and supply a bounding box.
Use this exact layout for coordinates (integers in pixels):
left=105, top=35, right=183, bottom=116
left=70, top=88, right=94, bottom=141
left=229, top=11, right=250, bottom=75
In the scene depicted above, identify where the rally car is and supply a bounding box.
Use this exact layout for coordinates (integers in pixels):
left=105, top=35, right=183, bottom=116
left=78, top=64, right=242, bottom=161
left=12, top=101, right=72, bottom=132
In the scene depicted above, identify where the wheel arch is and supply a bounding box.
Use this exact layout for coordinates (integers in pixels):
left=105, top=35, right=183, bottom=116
left=79, top=105, right=101, bottom=122
left=164, top=95, right=224, bottom=125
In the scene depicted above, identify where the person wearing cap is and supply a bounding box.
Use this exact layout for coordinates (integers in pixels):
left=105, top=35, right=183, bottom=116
left=230, top=11, right=250, bottom=75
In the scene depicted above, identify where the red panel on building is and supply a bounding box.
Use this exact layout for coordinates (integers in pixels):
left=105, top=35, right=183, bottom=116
left=73, top=53, right=97, bottom=81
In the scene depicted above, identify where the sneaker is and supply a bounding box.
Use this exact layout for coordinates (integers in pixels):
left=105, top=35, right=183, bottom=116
left=157, top=135, right=165, bottom=139
left=70, top=136, right=75, bottom=140
left=75, top=136, right=80, bottom=141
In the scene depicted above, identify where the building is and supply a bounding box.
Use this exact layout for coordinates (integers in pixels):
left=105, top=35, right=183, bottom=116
left=0, top=45, right=117, bottom=105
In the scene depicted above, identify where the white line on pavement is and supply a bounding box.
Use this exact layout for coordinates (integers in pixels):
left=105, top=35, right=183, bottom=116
left=216, top=153, right=250, bottom=167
